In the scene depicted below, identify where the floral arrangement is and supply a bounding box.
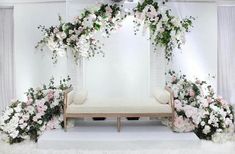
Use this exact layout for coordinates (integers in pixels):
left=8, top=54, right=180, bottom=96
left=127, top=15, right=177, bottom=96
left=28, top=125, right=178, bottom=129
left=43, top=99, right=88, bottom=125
left=36, top=4, right=125, bottom=64
left=167, top=71, right=234, bottom=142
left=133, top=0, right=194, bottom=61
left=0, top=77, right=71, bottom=144
left=36, top=0, right=194, bottom=64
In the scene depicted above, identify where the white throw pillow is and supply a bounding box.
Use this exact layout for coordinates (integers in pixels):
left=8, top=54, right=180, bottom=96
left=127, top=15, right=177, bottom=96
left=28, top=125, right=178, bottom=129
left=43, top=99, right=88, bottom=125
left=152, top=88, right=170, bottom=104
left=71, top=89, right=88, bottom=105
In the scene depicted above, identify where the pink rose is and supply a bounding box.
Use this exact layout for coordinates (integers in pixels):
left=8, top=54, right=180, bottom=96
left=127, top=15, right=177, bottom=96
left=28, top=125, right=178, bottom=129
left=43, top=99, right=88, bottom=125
left=207, top=97, right=212, bottom=103
left=174, top=99, right=182, bottom=111
left=105, top=6, right=113, bottom=13
left=189, top=89, right=195, bottom=97
left=195, top=79, right=201, bottom=84
left=37, top=105, right=47, bottom=114
left=26, top=98, right=33, bottom=106
left=172, top=75, right=177, bottom=83
left=47, top=90, right=54, bottom=100
left=216, top=97, right=228, bottom=105
left=46, top=118, right=57, bottom=130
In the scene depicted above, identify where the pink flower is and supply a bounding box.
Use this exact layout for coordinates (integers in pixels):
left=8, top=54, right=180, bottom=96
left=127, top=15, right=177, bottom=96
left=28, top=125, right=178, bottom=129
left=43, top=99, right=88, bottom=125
left=216, top=97, right=228, bottom=106
left=172, top=75, right=177, bottom=83
left=207, top=97, right=213, bottom=103
left=189, top=89, right=195, bottom=97
left=47, top=90, right=54, bottom=100
left=195, top=79, right=201, bottom=84
left=37, top=105, right=47, bottom=114
left=174, top=99, right=183, bottom=111
left=174, top=115, right=195, bottom=132
left=105, top=6, right=113, bottom=14
left=46, top=118, right=58, bottom=130
left=26, top=98, right=33, bottom=106
left=174, top=115, right=184, bottom=128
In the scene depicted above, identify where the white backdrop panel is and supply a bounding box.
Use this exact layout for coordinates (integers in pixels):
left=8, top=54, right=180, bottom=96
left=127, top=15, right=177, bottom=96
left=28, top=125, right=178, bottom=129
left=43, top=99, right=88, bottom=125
left=84, top=16, right=150, bottom=99
left=167, top=2, right=217, bottom=91
left=14, top=2, right=67, bottom=100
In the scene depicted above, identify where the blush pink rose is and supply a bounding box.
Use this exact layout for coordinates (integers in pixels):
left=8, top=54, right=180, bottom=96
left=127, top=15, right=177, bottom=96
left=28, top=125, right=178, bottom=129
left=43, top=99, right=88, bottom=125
left=189, top=89, right=195, bottom=97
left=47, top=90, right=54, bottom=100
left=172, top=75, right=177, bottom=83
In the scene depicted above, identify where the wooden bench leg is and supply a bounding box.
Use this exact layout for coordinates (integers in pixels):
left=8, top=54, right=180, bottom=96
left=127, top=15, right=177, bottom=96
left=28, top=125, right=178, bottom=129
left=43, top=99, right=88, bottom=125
left=117, top=117, right=121, bottom=132
left=64, top=116, right=67, bottom=132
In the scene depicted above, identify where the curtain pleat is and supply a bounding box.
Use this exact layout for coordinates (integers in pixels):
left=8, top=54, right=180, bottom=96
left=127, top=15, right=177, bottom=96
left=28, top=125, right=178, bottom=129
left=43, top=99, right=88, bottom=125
left=0, top=8, right=14, bottom=112
left=218, top=6, right=235, bottom=104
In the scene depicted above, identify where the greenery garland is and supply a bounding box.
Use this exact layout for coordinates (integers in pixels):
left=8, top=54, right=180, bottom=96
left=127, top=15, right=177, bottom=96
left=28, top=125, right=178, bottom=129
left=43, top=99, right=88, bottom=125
left=36, top=0, right=194, bottom=64
left=36, top=4, right=125, bottom=64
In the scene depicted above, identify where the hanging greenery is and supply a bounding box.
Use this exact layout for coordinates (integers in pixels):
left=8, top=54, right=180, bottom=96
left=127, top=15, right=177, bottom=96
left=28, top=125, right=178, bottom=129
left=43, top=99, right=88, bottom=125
left=36, top=0, right=194, bottom=64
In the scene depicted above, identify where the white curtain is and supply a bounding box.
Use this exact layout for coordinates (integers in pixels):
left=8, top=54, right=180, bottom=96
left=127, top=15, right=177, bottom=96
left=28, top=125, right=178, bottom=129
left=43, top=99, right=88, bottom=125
left=0, top=8, right=14, bottom=112
left=218, top=6, right=235, bottom=104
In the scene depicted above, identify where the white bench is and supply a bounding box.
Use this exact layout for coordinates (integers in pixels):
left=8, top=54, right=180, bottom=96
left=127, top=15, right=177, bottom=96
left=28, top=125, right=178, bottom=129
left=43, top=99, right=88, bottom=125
left=63, top=88, right=175, bottom=132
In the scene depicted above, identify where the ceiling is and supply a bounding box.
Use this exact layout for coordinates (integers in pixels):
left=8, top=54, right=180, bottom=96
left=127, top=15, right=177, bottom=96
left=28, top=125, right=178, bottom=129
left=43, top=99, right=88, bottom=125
left=0, top=0, right=235, bottom=4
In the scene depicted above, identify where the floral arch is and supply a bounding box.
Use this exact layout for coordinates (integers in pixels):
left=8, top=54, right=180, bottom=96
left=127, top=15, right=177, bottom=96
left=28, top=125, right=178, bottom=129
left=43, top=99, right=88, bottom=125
left=36, top=0, right=194, bottom=64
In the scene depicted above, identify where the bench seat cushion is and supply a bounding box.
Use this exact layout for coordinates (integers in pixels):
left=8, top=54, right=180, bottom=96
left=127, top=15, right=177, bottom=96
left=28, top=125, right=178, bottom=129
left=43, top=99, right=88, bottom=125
left=66, top=97, right=172, bottom=114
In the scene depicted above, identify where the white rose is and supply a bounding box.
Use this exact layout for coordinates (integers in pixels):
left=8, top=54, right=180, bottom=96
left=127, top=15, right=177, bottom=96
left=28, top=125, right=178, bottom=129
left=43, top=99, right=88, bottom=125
left=5, top=107, right=14, bottom=116
left=56, top=32, right=67, bottom=40
left=26, top=106, right=35, bottom=115
left=19, top=123, right=27, bottom=129
left=200, top=121, right=205, bottom=126
left=14, top=104, right=22, bottom=113
left=38, top=120, right=43, bottom=125
left=203, top=125, right=211, bottom=134
left=10, top=130, right=19, bottom=138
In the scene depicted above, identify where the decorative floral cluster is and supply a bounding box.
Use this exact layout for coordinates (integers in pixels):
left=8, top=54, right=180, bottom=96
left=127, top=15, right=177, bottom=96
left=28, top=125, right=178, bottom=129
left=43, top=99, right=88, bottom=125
left=167, top=71, right=234, bottom=142
left=36, top=1, right=194, bottom=64
left=0, top=77, right=71, bottom=144
left=36, top=4, right=125, bottom=64
left=133, top=0, right=194, bottom=61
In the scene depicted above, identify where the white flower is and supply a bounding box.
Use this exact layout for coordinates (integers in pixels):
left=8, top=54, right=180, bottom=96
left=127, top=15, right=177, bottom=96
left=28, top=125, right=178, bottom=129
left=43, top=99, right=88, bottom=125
left=14, top=104, right=22, bottom=113
left=26, top=106, right=35, bottom=115
left=53, top=27, right=59, bottom=33
left=56, top=32, right=67, bottom=40
left=69, top=30, right=74, bottom=34
left=225, top=118, right=232, bottom=126
left=5, top=107, right=14, bottom=116
left=10, top=130, right=19, bottom=139
left=38, top=120, right=43, bottom=125
left=171, top=17, right=181, bottom=27
left=19, top=123, right=27, bottom=129
left=70, top=34, right=78, bottom=41
left=203, top=125, right=211, bottom=134
left=200, top=121, right=205, bottom=126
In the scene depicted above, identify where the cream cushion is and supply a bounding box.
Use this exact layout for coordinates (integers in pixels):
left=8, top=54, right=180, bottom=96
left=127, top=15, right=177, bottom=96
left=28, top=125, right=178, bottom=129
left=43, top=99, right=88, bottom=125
left=66, top=97, right=172, bottom=114
left=152, top=88, right=170, bottom=104
left=70, top=89, right=88, bottom=105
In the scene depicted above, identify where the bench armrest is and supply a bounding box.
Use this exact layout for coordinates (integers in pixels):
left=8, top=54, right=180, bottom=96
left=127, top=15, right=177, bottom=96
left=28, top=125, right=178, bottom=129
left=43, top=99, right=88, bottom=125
left=63, top=87, right=73, bottom=112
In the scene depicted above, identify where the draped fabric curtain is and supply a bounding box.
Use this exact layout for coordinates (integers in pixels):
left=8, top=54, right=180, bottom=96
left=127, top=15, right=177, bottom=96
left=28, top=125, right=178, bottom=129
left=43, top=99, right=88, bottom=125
left=0, top=8, right=14, bottom=112
left=218, top=6, right=235, bottom=104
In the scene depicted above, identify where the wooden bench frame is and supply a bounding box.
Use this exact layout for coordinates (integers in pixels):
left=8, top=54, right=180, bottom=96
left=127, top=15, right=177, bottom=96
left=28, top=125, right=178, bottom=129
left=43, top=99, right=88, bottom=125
left=63, top=87, right=175, bottom=132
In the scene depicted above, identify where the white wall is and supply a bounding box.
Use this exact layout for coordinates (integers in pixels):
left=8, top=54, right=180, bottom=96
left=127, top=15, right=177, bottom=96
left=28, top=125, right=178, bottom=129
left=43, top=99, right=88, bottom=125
left=167, top=2, right=217, bottom=91
left=84, top=16, right=150, bottom=99
left=14, top=2, right=67, bottom=100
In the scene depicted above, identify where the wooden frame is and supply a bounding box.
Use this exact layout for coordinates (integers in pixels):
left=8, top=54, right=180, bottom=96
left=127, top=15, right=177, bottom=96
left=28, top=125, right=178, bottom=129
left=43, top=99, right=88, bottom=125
left=63, top=87, right=175, bottom=132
